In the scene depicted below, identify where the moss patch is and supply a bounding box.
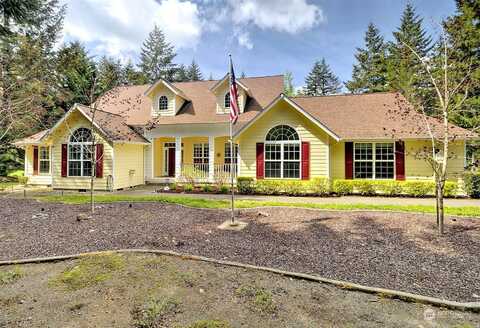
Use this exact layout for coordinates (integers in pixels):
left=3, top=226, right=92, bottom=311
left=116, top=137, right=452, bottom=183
left=182, top=320, right=232, bottom=328
left=131, top=296, right=181, bottom=328
left=235, top=285, right=276, bottom=314
left=0, top=267, right=23, bottom=285
left=49, top=253, right=125, bottom=291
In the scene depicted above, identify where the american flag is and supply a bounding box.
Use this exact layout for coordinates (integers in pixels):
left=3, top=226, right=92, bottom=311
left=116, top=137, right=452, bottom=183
left=229, top=56, right=240, bottom=124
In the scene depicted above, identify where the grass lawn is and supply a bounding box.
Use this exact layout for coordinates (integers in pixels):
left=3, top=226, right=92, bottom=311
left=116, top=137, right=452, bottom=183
left=0, top=181, right=19, bottom=190
left=38, top=194, right=480, bottom=218
left=1, top=253, right=478, bottom=327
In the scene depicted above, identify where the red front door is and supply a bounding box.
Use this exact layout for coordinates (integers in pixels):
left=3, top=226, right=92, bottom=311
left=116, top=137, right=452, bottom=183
left=168, top=147, right=175, bottom=177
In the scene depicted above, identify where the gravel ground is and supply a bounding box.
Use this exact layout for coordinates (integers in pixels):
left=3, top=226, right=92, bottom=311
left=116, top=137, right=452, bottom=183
left=1, top=198, right=479, bottom=302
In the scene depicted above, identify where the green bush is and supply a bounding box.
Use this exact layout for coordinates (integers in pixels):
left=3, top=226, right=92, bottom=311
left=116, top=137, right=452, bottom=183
left=374, top=180, right=403, bottom=196
left=283, top=180, right=307, bottom=196
left=236, top=177, right=255, bottom=194
left=403, top=181, right=435, bottom=197
left=219, top=185, right=229, bottom=194
left=443, top=181, right=458, bottom=198
left=255, top=180, right=283, bottom=195
left=353, top=180, right=377, bottom=196
left=332, top=180, right=354, bottom=196
left=202, top=184, right=212, bottom=192
left=464, top=173, right=480, bottom=199
left=17, top=176, right=28, bottom=185
left=309, top=177, right=331, bottom=195
left=184, top=184, right=194, bottom=192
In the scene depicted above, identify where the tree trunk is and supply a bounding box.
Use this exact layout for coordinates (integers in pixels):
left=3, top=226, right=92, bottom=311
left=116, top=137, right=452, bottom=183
left=437, top=182, right=445, bottom=235
left=435, top=182, right=440, bottom=227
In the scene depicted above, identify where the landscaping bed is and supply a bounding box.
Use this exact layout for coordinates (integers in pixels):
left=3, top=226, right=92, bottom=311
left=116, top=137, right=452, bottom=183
left=1, top=198, right=479, bottom=303
left=1, top=253, right=479, bottom=327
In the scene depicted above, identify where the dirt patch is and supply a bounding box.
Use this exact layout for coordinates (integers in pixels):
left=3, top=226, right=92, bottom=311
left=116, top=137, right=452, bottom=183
left=1, top=198, right=479, bottom=302
left=0, top=253, right=479, bottom=328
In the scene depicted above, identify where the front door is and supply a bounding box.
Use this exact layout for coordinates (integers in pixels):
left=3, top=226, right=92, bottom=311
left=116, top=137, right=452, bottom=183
left=167, top=147, right=175, bottom=177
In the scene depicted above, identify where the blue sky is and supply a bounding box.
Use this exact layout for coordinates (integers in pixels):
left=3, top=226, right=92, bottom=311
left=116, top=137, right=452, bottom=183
left=61, top=0, right=457, bottom=88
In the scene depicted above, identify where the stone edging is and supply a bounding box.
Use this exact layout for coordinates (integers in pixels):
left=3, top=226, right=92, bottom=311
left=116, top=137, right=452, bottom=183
left=1, top=249, right=479, bottom=312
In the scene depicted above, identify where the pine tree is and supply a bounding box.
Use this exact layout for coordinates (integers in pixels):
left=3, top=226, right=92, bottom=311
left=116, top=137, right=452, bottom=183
left=187, top=59, right=202, bottom=81
left=443, top=0, right=480, bottom=130
left=0, top=0, right=40, bottom=36
left=284, top=71, right=295, bottom=96
left=55, top=41, right=96, bottom=109
left=346, top=23, right=388, bottom=93
left=96, top=56, right=124, bottom=94
left=139, top=25, right=177, bottom=83
left=122, top=60, right=148, bottom=85
left=386, top=3, right=433, bottom=107
left=304, top=58, right=342, bottom=96
left=173, top=64, right=189, bottom=82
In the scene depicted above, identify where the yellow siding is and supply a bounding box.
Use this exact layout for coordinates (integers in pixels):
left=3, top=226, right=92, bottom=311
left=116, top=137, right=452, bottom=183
left=236, top=100, right=330, bottom=179
left=405, top=140, right=465, bottom=181
left=330, top=140, right=345, bottom=179
left=153, top=137, right=174, bottom=177
left=113, top=144, right=145, bottom=189
left=215, top=136, right=229, bottom=164
left=48, top=111, right=114, bottom=190
left=183, top=137, right=208, bottom=165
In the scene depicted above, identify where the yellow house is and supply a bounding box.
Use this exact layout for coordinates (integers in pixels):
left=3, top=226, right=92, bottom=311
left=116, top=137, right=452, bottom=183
left=15, top=74, right=477, bottom=191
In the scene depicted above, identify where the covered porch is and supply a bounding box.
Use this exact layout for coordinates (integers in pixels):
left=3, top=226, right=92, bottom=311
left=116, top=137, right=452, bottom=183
left=147, top=135, right=238, bottom=183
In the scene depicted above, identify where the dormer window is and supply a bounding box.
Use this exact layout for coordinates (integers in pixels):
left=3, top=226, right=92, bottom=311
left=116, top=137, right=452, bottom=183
left=224, top=92, right=231, bottom=109
left=159, top=95, right=168, bottom=111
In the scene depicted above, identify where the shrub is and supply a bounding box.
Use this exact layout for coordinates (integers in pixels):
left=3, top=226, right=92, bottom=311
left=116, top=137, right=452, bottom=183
left=17, top=176, right=28, bottom=185
left=443, top=181, right=459, bottom=198
left=353, top=180, right=377, bottom=196
left=464, top=173, right=480, bottom=199
left=219, top=185, right=229, bottom=194
left=184, top=184, right=194, bottom=192
left=403, top=181, right=435, bottom=197
left=309, top=177, right=331, bottom=195
left=236, top=177, right=255, bottom=194
left=375, top=180, right=403, bottom=196
left=282, top=180, right=307, bottom=196
left=255, top=180, right=282, bottom=195
left=332, top=180, right=354, bottom=196
left=202, top=184, right=212, bottom=192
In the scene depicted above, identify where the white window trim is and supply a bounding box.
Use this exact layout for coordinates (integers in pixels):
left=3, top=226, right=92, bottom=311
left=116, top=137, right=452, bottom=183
left=264, top=140, right=302, bottom=179
left=67, top=129, right=95, bottom=178
left=353, top=142, right=396, bottom=180
left=193, top=143, right=209, bottom=164
left=158, top=95, right=169, bottom=111
left=38, top=146, right=51, bottom=175
left=224, top=142, right=238, bottom=164
left=224, top=92, right=231, bottom=110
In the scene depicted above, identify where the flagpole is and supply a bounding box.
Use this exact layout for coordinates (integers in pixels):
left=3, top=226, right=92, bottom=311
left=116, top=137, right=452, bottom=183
left=229, top=54, right=235, bottom=225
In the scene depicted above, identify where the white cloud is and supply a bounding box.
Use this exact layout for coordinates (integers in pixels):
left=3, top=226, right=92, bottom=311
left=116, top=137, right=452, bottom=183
left=237, top=31, right=253, bottom=50
left=231, top=0, right=324, bottom=34
left=62, top=0, right=203, bottom=59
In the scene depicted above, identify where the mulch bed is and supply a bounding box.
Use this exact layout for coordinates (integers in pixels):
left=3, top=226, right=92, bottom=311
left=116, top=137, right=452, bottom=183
left=1, top=198, right=479, bottom=302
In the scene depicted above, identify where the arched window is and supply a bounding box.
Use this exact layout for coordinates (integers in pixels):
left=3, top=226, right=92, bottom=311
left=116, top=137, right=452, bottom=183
left=265, top=125, right=301, bottom=179
left=159, top=95, right=168, bottom=111
left=68, top=128, right=94, bottom=177
left=224, top=92, right=231, bottom=109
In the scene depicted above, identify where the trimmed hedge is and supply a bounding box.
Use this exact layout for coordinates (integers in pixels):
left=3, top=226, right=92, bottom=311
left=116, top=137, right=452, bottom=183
left=235, top=176, right=461, bottom=198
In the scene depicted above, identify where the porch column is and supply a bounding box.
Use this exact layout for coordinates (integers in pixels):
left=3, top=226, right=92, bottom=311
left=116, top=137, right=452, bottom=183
left=175, top=136, right=182, bottom=179
left=208, top=136, right=215, bottom=182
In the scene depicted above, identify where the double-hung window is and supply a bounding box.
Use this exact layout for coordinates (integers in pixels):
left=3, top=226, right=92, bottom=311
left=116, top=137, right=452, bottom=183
left=39, top=146, right=50, bottom=174
left=224, top=143, right=238, bottom=164
left=354, top=142, right=394, bottom=179
left=265, top=125, right=301, bottom=179
left=193, top=143, right=209, bottom=165
left=68, top=128, right=94, bottom=177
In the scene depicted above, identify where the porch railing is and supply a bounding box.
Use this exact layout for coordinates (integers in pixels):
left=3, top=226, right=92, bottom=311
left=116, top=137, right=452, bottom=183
left=180, top=163, right=237, bottom=182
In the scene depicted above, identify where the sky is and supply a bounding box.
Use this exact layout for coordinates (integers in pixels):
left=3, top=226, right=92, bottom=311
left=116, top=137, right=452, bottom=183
left=60, top=0, right=457, bottom=88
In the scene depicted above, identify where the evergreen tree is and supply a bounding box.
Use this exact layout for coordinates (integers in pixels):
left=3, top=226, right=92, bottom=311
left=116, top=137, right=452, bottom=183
left=443, top=0, right=480, bottom=130
left=187, top=59, right=202, bottom=81
left=240, top=71, right=246, bottom=78
left=122, top=60, right=147, bottom=85
left=304, top=58, right=342, bottom=96
left=139, top=25, right=177, bottom=82
left=284, top=71, right=295, bottom=96
left=386, top=3, right=433, bottom=107
left=346, top=23, right=388, bottom=93
left=55, top=41, right=96, bottom=110
left=96, top=56, right=123, bottom=94
left=0, top=0, right=40, bottom=36
left=173, top=64, right=189, bottom=82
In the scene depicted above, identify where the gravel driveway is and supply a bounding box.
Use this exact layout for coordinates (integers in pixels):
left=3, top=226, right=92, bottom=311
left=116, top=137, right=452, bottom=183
left=1, top=198, right=479, bottom=302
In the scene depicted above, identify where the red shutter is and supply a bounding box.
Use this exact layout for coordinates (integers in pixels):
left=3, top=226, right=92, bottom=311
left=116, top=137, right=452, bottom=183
left=345, top=142, right=353, bottom=179
left=395, top=140, right=405, bottom=180
left=96, top=144, right=104, bottom=179
left=33, top=146, right=39, bottom=175
left=301, top=142, right=310, bottom=180
left=256, top=143, right=264, bottom=179
left=61, top=144, right=68, bottom=177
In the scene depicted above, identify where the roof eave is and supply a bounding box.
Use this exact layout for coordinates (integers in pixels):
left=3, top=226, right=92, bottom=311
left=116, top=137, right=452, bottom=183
left=144, top=79, right=191, bottom=101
